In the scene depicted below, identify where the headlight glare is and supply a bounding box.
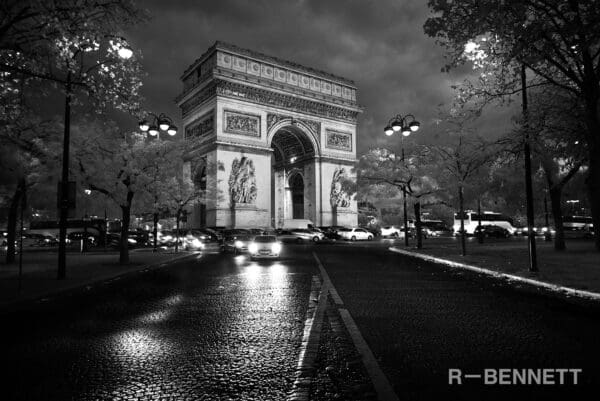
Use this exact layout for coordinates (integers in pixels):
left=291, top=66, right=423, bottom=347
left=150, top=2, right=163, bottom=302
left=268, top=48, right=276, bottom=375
left=272, top=242, right=281, bottom=253
left=249, top=243, right=258, bottom=254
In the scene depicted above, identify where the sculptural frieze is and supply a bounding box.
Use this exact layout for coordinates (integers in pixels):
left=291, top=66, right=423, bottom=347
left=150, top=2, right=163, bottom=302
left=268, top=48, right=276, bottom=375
left=223, top=110, right=261, bottom=137
left=325, top=129, right=352, bottom=151
left=217, top=81, right=358, bottom=123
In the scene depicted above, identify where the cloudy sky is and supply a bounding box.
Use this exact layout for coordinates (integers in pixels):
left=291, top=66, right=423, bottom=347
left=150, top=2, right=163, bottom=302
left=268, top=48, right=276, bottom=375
left=126, top=0, right=513, bottom=155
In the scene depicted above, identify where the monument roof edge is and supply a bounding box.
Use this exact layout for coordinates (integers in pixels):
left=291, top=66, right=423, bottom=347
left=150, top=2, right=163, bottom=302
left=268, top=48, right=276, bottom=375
left=181, top=41, right=356, bottom=87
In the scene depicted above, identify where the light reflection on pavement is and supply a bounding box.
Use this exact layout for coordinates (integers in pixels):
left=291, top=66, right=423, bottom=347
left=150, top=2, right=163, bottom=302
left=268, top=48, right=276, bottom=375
left=0, top=252, right=314, bottom=400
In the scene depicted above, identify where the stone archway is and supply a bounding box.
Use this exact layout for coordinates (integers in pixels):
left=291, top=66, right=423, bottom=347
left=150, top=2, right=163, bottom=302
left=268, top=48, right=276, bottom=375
left=177, top=42, right=361, bottom=228
left=270, top=124, right=316, bottom=226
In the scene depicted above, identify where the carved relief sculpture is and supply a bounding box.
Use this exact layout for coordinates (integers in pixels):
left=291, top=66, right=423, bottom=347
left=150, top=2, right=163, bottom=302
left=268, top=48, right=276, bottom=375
left=330, top=168, right=351, bottom=208
left=326, top=129, right=352, bottom=151
left=224, top=110, right=261, bottom=137
left=266, top=113, right=321, bottom=136
left=229, top=157, right=257, bottom=204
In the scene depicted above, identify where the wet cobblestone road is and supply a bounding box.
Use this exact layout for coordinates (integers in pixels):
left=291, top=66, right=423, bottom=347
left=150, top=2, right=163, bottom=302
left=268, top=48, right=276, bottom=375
left=3, top=241, right=600, bottom=400
left=316, top=242, right=600, bottom=400
left=0, top=250, right=317, bottom=400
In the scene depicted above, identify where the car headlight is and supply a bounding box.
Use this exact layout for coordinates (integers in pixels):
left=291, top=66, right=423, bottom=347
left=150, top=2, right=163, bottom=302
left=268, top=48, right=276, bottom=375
left=249, top=243, right=258, bottom=253
left=271, top=242, right=281, bottom=254
left=192, top=239, right=203, bottom=248
left=235, top=240, right=243, bottom=248
left=128, top=238, right=137, bottom=244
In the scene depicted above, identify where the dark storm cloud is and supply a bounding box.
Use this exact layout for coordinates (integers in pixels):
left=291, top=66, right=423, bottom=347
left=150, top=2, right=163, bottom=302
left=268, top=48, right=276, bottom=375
left=126, top=0, right=507, bottom=153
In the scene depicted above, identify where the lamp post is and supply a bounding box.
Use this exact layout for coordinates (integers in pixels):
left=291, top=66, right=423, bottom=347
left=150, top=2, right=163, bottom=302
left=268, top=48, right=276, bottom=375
left=384, top=114, right=420, bottom=247
left=139, top=113, right=178, bottom=138
left=82, top=189, right=91, bottom=253
left=139, top=113, right=178, bottom=251
left=57, top=37, right=133, bottom=280
left=521, top=64, right=538, bottom=273
left=566, top=199, right=579, bottom=215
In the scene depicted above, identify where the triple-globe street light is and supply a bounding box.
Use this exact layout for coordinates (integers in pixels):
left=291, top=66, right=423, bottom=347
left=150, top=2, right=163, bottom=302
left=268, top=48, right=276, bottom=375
left=383, top=114, right=420, bottom=247
left=138, top=113, right=178, bottom=251
left=139, top=113, right=178, bottom=138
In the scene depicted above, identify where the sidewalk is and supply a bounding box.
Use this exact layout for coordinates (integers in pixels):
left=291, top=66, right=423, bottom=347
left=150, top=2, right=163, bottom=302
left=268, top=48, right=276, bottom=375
left=390, top=238, right=600, bottom=299
left=0, top=248, right=194, bottom=308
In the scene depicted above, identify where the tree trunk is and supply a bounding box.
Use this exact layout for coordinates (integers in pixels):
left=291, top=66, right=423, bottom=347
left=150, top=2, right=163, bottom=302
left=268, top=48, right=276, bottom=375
left=415, top=201, right=422, bottom=249
left=5, top=182, right=24, bottom=264
left=549, top=187, right=565, bottom=251
left=458, top=185, right=466, bottom=256
left=119, top=191, right=134, bottom=265
left=586, top=138, right=600, bottom=251
left=477, top=198, right=484, bottom=244
left=153, top=211, right=158, bottom=252
left=583, top=85, right=600, bottom=251
left=175, top=210, right=181, bottom=253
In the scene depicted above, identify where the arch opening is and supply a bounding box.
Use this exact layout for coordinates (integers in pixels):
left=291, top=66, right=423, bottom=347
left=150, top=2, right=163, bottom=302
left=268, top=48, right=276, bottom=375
left=270, top=125, right=316, bottom=226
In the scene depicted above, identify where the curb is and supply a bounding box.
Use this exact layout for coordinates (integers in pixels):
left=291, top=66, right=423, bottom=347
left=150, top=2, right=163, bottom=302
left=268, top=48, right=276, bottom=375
left=389, top=247, right=600, bottom=302
left=0, top=252, right=196, bottom=311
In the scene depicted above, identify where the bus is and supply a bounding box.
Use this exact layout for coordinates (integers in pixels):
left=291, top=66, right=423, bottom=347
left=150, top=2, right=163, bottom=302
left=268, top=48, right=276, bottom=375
left=562, top=215, right=594, bottom=232
left=453, top=211, right=517, bottom=235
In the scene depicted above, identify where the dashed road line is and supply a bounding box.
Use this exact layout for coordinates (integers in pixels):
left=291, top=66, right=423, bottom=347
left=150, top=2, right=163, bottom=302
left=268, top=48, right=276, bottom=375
left=312, top=252, right=400, bottom=401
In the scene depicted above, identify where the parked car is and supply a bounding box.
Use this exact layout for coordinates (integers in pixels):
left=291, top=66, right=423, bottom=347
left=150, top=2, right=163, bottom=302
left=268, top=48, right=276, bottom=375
left=67, top=231, right=98, bottom=247
left=420, top=222, right=453, bottom=237
left=276, top=229, right=324, bottom=243
left=183, top=229, right=220, bottom=251
left=107, top=231, right=147, bottom=248
left=248, top=235, right=282, bottom=259
left=338, top=227, right=374, bottom=241
left=38, top=234, right=59, bottom=247
left=222, top=234, right=254, bottom=254
left=292, top=228, right=325, bottom=242
left=380, top=226, right=401, bottom=238
left=473, top=224, right=510, bottom=238
left=361, top=226, right=380, bottom=237
left=318, top=226, right=343, bottom=241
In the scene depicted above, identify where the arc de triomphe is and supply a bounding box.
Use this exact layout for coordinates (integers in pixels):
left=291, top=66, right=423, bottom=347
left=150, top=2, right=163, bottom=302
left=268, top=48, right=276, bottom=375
left=176, top=42, right=361, bottom=228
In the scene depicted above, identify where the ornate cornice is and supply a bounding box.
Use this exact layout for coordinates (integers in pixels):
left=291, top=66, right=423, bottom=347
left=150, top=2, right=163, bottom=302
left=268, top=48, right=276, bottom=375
left=216, top=80, right=359, bottom=123
left=181, top=41, right=355, bottom=86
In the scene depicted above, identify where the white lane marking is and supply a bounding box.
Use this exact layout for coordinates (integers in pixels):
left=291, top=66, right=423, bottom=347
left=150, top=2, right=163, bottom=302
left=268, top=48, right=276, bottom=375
left=288, top=275, right=328, bottom=400
left=389, top=247, right=600, bottom=301
left=312, top=253, right=343, bottom=306
left=313, top=252, right=400, bottom=401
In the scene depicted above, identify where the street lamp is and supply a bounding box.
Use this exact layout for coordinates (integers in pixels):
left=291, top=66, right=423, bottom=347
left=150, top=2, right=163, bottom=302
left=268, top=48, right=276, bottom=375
left=383, top=114, right=420, bottom=247
left=57, top=36, right=133, bottom=280
left=139, top=112, right=178, bottom=252
left=566, top=199, right=579, bottom=215
left=139, top=113, right=178, bottom=138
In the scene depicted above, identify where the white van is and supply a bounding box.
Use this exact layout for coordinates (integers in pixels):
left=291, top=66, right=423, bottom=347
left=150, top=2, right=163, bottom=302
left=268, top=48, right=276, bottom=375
left=282, top=219, right=315, bottom=230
